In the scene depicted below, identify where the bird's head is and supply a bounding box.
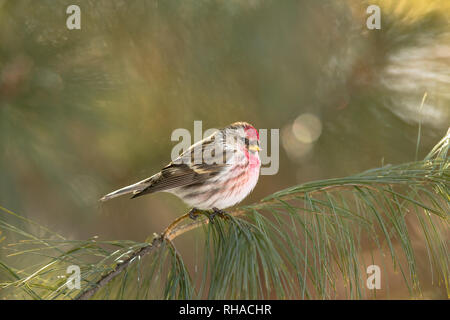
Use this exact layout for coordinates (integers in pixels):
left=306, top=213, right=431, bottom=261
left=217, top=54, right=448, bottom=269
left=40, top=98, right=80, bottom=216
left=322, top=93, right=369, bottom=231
left=225, top=122, right=261, bottom=165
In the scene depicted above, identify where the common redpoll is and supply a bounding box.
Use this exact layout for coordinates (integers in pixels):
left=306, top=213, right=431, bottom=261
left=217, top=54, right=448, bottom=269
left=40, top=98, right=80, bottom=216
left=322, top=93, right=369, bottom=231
left=100, top=122, right=261, bottom=218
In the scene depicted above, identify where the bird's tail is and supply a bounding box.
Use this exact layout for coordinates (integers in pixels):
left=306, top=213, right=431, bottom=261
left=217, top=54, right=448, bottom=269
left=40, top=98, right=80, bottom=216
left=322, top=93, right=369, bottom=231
left=100, top=176, right=154, bottom=202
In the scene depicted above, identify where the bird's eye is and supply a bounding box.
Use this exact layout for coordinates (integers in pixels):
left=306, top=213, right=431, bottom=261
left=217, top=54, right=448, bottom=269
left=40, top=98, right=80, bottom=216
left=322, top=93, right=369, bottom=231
left=242, top=137, right=250, bottom=146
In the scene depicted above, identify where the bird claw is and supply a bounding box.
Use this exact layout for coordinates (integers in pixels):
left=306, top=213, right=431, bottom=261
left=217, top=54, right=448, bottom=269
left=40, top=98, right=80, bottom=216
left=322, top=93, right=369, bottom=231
left=208, top=207, right=227, bottom=224
left=189, top=207, right=227, bottom=223
left=189, top=208, right=200, bottom=220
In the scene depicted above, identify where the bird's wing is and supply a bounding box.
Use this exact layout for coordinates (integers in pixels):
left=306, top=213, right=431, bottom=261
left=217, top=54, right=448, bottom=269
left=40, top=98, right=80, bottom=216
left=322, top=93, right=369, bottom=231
left=131, top=131, right=231, bottom=198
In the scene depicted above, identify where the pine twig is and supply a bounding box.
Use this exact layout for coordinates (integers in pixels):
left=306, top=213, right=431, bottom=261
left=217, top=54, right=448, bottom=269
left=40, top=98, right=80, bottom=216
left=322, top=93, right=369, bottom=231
left=76, top=236, right=163, bottom=300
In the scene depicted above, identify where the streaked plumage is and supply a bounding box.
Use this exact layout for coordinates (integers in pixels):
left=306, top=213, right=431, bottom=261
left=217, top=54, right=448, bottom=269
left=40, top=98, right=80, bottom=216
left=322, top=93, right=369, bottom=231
left=100, top=122, right=261, bottom=210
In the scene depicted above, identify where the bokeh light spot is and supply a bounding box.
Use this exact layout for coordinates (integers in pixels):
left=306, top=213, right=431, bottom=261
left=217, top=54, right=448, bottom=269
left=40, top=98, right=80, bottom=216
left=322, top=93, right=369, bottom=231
left=292, top=113, right=322, bottom=144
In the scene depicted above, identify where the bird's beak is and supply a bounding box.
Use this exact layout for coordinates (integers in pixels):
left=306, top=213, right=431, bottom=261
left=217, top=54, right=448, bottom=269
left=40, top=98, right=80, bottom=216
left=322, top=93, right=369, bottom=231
left=249, top=145, right=261, bottom=152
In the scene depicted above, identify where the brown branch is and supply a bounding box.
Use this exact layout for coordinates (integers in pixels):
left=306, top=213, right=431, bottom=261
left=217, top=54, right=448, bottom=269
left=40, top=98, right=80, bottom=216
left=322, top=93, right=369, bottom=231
left=75, top=182, right=382, bottom=299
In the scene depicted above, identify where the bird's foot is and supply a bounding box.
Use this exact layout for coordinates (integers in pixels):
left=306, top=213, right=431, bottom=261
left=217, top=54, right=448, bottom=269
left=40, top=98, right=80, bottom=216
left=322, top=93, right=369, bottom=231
left=189, top=207, right=200, bottom=220
left=208, top=207, right=227, bottom=224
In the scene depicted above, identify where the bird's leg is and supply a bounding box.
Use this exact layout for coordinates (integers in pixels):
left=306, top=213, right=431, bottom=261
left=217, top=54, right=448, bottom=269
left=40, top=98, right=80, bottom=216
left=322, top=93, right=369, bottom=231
left=208, top=207, right=227, bottom=223
left=189, top=207, right=200, bottom=220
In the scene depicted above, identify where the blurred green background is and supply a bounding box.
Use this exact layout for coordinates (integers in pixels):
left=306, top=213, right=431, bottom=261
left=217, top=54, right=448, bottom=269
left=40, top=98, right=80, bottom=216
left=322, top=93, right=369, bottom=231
left=0, top=0, right=449, bottom=298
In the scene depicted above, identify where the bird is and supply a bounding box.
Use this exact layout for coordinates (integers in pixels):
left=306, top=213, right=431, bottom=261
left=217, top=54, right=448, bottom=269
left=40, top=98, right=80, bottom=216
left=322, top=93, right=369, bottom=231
left=100, top=122, right=261, bottom=220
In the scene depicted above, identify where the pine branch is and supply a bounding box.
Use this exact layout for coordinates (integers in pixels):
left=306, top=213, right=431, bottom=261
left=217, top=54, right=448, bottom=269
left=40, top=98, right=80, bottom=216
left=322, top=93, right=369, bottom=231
left=75, top=202, right=269, bottom=299
left=76, top=177, right=448, bottom=299
left=1, top=130, right=448, bottom=299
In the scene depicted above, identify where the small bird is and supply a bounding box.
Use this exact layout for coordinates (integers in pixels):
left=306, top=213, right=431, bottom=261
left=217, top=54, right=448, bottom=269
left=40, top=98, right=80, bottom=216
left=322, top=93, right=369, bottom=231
left=100, top=122, right=261, bottom=220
